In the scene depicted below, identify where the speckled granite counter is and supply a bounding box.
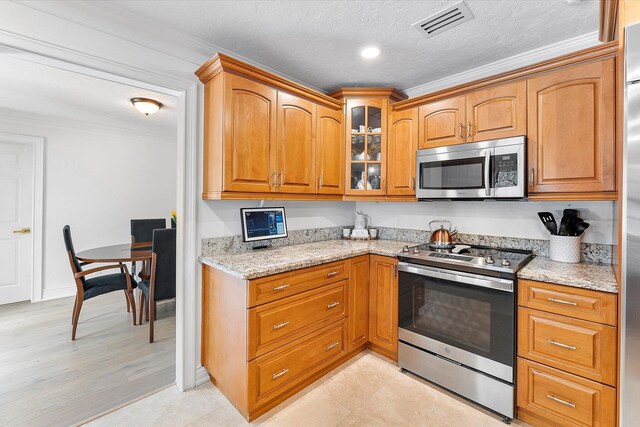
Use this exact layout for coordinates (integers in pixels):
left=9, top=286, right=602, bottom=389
left=518, top=256, right=618, bottom=293
left=199, top=239, right=417, bottom=280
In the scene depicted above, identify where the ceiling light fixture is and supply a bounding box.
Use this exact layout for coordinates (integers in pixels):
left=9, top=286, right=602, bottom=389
left=130, top=97, right=163, bottom=116
left=360, top=46, right=381, bottom=59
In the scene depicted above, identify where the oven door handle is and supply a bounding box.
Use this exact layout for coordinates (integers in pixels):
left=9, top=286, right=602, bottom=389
left=397, top=262, right=514, bottom=292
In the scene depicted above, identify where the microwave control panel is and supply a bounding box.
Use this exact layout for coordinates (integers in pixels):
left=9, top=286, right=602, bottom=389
left=494, top=154, right=518, bottom=188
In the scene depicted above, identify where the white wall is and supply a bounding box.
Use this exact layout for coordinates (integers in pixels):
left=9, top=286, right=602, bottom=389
left=356, top=200, right=615, bottom=244
left=0, top=113, right=177, bottom=299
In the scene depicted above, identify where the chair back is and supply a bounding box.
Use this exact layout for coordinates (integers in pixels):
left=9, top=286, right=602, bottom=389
left=131, top=218, right=166, bottom=246
left=151, top=228, right=176, bottom=302
left=63, top=225, right=85, bottom=285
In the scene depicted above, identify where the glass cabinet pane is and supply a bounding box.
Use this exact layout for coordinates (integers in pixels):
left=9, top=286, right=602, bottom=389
left=350, top=163, right=366, bottom=190
left=368, top=107, right=381, bottom=132
left=367, top=163, right=381, bottom=190
left=351, top=106, right=365, bottom=133
left=367, top=135, right=381, bottom=161
left=351, top=134, right=366, bottom=160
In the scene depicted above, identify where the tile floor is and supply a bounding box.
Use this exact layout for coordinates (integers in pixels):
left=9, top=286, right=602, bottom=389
left=85, top=351, right=528, bottom=427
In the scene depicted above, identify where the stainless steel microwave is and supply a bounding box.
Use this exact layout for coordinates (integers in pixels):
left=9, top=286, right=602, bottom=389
left=416, top=136, right=526, bottom=200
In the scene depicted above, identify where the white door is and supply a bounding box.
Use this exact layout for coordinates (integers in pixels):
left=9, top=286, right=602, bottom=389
left=0, top=140, right=33, bottom=304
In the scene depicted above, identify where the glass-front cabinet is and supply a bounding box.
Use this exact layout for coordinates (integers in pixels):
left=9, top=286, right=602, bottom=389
left=345, top=98, right=387, bottom=195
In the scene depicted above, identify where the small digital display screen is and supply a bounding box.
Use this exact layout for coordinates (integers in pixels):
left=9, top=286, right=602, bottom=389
left=241, top=208, right=288, bottom=242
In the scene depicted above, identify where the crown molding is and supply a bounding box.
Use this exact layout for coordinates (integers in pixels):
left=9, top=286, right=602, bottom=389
left=403, top=31, right=601, bottom=99
left=0, top=107, right=175, bottom=142
left=327, top=87, right=407, bottom=102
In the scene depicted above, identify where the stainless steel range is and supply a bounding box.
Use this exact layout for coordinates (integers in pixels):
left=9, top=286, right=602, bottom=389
left=396, top=244, right=533, bottom=423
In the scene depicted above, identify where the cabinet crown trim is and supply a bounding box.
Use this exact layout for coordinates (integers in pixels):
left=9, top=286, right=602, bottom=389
left=328, top=87, right=407, bottom=102
left=195, top=52, right=342, bottom=109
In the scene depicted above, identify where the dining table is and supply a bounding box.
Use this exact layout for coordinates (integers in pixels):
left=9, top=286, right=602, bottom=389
left=76, top=243, right=153, bottom=279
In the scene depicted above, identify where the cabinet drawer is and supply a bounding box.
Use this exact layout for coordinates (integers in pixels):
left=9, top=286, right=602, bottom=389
left=248, top=281, right=347, bottom=359
left=248, top=260, right=349, bottom=307
left=249, top=320, right=347, bottom=407
left=518, top=308, right=617, bottom=386
left=519, top=279, right=617, bottom=326
left=517, top=358, right=616, bottom=427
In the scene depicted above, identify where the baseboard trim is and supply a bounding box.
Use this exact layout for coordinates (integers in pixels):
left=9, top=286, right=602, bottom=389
left=41, top=287, right=76, bottom=301
left=195, top=365, right=210, bottom=386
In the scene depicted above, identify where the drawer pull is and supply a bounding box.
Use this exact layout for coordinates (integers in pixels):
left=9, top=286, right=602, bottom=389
left=547, top=394, right=576, bottom=408
left=272, top=321, right=290, bottom=330
left=326, top=341, right=339, bottom=351
left=547, top=340, right=577, bottom=351
left=272, top=368, right=289, bottom=379
left=326, top=271, right=340, bottom=277
left=326, top=301, right=340, bottom=309
left=547, top=297, right=577, bottom=306
left=272, top=284, right=290, bottom=291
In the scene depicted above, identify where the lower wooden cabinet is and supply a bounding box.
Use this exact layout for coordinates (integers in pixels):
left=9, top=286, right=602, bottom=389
left=517, top=358, right=616, bottom=427
left=368, top=255, right=398, bottom=360
left=348, top=256, right=369, bottom=351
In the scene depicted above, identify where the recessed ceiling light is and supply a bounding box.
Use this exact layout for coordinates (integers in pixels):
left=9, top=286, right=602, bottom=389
left=130, top=97, right=163, bottom=116
left=361, top=46, right=381, bottom=59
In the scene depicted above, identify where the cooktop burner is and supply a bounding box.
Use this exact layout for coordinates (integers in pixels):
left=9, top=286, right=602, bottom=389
left=397, top=243, right=534, bottom=276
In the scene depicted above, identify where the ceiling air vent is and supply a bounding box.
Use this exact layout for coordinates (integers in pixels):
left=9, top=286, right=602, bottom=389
left=412, top=1, right=474, bottom=39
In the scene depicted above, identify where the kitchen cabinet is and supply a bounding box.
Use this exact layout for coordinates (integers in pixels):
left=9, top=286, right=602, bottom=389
left=465, top=81, right=526, bottom=142
left=348, top=256, right=369, bottom=351
left=276, top=92, right=316, bottom=194
left=417, top=82, right=526, bottom=149
left=527, top=58, right=616, bottom=198
left=316, top=105, right=345, bottom=195
left=516, top=279, right=618, bottom=427
left=196, top=53, right=343, bottom=200
left=368, top=255, right=398, bottom=360
left=418, top=95, right=466, bottom=149
left=387, top=107, right=418, bottom=195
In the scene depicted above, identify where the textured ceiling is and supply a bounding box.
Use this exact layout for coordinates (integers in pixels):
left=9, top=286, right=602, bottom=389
left=0, top=55, right=177, bottom=138
left=111, top=0, right=599, bottom=92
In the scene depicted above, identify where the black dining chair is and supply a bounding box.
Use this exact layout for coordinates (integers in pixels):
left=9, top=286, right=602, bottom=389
left=63, top=225, right=137, bottom=340
left=138, top=228, right=176, bottom=343
left=130, top=218, right=166, bottom=284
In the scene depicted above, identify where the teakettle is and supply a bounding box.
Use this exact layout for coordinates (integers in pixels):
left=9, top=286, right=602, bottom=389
left=428, top=219, right=458, bottom=249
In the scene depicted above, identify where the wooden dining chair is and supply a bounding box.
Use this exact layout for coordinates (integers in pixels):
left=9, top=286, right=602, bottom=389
left=63, top=225, right=137, bottom=340
left=138, top=228, right=176, bottom=343
left=130, top=218, right=166, bottom=287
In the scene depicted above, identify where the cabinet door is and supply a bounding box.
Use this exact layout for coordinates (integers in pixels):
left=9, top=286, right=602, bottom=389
left=223, top=74, right=277, bottom=193
left=348, top=256, right=369, bottom=351
left=418, top=96, right=466, bottom=149
left=316, top=105, right=344, bottom=194
left=387, top=108, right=418, bottom=195
left=466, top=81, right=526, bottom=142
left=527, top=59, right=615, bottom=195
left=368, top=255, right=398, bottom=359
left=276, top=92, right=316, bottom=194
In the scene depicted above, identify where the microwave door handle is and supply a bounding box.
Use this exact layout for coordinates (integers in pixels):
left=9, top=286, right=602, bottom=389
left=484, top=150, right=491, bottom=197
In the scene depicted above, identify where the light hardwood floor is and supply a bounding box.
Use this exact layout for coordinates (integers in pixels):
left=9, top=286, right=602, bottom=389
left=0, top=291, right=175, bottom=427
left=86, top=351, right=528, bottom=427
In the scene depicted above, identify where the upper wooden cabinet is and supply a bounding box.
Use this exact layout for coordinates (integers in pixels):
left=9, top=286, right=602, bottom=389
left=196, top=53, right=343, bottom=200
left=527, top=58, right=616, bottom=197
left=276, top=92, right=316, bottom=194
left=418, top=96, right=466, bottom=149
left=465, top=81, right=526, bottom=142
left=387, top=107, right=418, bottom=195
left=316, top=105, right=345, bottom=195
left=417, top=82, right=526, bottom=149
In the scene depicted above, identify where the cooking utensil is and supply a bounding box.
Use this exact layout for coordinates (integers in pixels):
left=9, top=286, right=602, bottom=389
left=428, top=219, right=458, bottom=249
left=538, top=212, right=557, bottom=235
left=573, top=222, right=590, bottom=236
left=558, top=209, right=578, bottom=236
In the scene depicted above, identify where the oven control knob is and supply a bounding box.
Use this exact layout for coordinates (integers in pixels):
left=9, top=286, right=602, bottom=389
left=485, top=256, right=494, bottom=264
left=501, top=258, right=510, bottom=266
left=412, top=247, right=420, bottom=255
left=402, top=246, right=410, bottom=253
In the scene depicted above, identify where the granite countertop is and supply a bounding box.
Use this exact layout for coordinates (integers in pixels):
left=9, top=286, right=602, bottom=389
left=517, top=256, right=618, bottom=293
left=199, top=239, right=417, bottom=280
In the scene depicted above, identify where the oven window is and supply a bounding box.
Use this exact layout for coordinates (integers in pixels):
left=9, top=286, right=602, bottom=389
left=398, top=272, right=514, bottom=367
left=420, top=157, right=485, bottom=190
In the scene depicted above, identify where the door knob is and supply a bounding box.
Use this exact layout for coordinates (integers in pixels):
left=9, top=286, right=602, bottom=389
left=13, top=228, right=31, bottom=234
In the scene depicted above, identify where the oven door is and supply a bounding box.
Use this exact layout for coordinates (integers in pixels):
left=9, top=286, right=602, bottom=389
left=416, top=147, right=494, bottom=199
left=397, top=262, right=515, bottom=382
